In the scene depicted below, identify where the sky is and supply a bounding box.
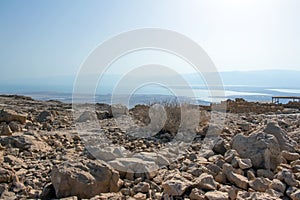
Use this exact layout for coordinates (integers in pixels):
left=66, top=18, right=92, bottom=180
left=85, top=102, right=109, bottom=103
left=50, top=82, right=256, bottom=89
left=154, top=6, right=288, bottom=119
left=0, top=0, right=300, bottom=84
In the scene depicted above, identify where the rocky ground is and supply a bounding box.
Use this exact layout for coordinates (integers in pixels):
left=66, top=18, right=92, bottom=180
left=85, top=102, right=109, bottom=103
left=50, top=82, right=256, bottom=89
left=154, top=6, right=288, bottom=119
left=1, top=94, right=300, bottom=200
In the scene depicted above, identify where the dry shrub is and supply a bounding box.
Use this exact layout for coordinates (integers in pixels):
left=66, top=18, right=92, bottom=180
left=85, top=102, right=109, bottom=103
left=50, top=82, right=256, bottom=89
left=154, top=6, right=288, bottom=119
left=130, top=99, right=204, bottom=135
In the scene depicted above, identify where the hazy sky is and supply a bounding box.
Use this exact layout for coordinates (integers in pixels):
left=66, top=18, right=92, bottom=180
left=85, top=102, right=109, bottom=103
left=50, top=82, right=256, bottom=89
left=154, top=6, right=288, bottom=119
left=0, top=0, right=300, bottom=82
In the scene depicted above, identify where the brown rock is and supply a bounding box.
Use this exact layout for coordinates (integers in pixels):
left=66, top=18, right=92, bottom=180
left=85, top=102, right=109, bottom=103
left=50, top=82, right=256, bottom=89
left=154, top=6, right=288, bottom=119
left=190, top=188, right=205, bottom=200
left=76, top=110, right=97, bottom=123
left=36, top=111, right=54, bottom=123
left=215, top=172, right=227, bottom=184
left=282, top=150, right=300, bottom=162
left=133, top=192, right=147, bottom=200
left=1, top=124, right=12, bottom=136
left=249, top=177, right=271, bottom=192
left=264, top=122, right=297, bottom=152
left=162, top=175, right=191, bottom=196
left=51, top=159, right=123, bottom=198
left=194, top=173, right=217, bottom=190
left=247, top=170, right=256, bottom=180
left=291, top=189, right=300, bottom=200
left=236, top=191, right=279, bottom=200
left=0, top=109, right=27, bottom=124
left=256, top=169, right=274, bottom=179
left=224, top=149, right=238, bottom=163
left=0, top=133, right=51, bottom=152
left=212, top=137, right=227, bottom=155
left=133, top=182, right=150, bottom=193
left=205, top=191, right=228, bottom=200
left=223, top=163, right=249, bottom=190
left=0, top=168, right=12, bottom=183
left=270, top=179, right=286, bottom=193
left=8, top=121, right=21, bottom=132
left=232, top=132, right=282, bottom=170
left=237, top=158, right=252, bottom=170
left=228, top=185, right=240, bottom=200
left=0, top=190, right=17, bottom=200
left=282, top=169, right=298, bottom=187
left=40, top=183, right=56, bottom=200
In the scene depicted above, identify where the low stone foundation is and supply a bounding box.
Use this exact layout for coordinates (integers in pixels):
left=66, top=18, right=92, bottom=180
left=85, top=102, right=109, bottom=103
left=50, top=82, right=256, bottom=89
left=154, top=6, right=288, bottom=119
left=209, top=98, right=284, bottom=114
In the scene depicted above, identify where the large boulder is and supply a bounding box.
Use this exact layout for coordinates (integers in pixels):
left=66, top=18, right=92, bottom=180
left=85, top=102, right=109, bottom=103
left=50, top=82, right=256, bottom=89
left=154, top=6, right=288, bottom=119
left=0, top=109, right=27, bottom=124
left=232, top=132, right=282, bottom=170
left=264, top=122, right=297, bottom=152
left=51, top=159, right=123, bottom=199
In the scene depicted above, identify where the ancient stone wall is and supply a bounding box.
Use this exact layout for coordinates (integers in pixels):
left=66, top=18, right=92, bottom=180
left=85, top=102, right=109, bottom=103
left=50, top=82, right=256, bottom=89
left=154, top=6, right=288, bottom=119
left=210, top=98, right=284, bottom=114
left=285, top=101, right=300, bottom=109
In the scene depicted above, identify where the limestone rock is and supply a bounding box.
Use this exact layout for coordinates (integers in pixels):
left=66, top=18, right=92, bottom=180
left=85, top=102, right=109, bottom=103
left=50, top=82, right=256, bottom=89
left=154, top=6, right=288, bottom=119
left=282, top=169, right=298, bottom=187
left=133, top=182, right=150, bottom=193
left=0, top=133, right=51, bottom=152
left=270, top=179, right=286, bottom=193
left=239, top=122, right=250, bottom=131
left=36, top=111, right=54, bottom=123
left=0, top=190, right=17, bottom=200
left=96, top=111, right=111, bottom=120
left=228, top=185, right=240, bottom=200
left=257, top=169, right=274, bottom=179
left=4, top=155, right=26, bottom=167
left=162, top=175, right=191, bottom=196
left=291, top=189, right=300, bottom=200
left=264, top=122, right=297, bottom=152
left=0, top=151, right=3, bottom=163
left=224, top=149, right=238, bottom=163
left=232, top=132, right=282, bottom=170
left=51, top=159, right=123, bottom=198
left=0, top=109, right=27, bottom=124
left=236, top=191, right=280, bottom=200
left=249, top=177, right=271, bottom=192
left=194, top=173, right=217, bottom=190
left=237, top=158, right=252, bottom=169
left=86, top=146, right=126, bottom=161
left=1, top=124, right=12, bottom=136
left=76, top=110, right=97, bottom=123
left=40, top=183, right=56, bottom=200
left=111, top=104, right=128, bottom=117
left=189, top=188, right=205, bottom=200
left=247, top=170, right=256, bottom=180
left=212, top=137, right=227, bottom=155
left=215, top=172, right=227, bottom=184
left=223, top=163, right=249, bottom=190
left=205, top=191, right=228, bottom=200
left=282, top=150, right=300, bottom=162
left=8, top=121, right=21, bottom=132
left=133, top=152, right=170, bottom=167
left=0, top=168, right=12, bottom=183
left=287, top=186, right=298, bottom=198
left=133, top=192, right=147, bottom=200
left=108, top=157, right=158, bottom=180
